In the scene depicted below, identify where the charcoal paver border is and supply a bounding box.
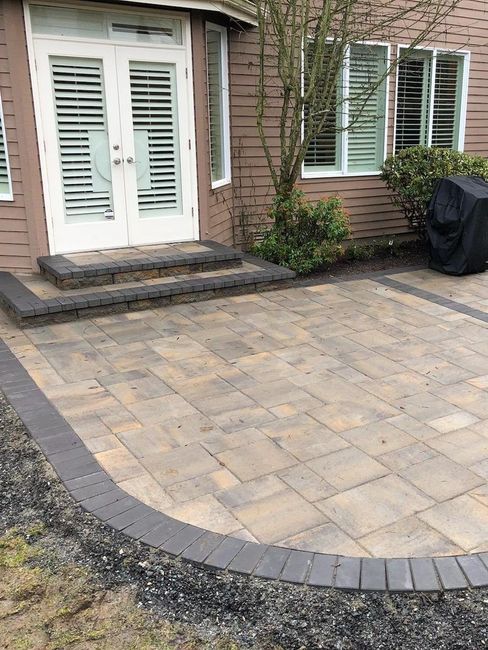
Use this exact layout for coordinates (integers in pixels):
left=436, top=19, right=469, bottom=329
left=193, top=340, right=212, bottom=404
left=2, top=267, right=488, bottom=593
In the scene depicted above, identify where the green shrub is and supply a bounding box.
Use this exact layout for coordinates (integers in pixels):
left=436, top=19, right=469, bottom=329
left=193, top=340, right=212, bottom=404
left=251, top=190, right=350, bottom=274
left=380, top=146, right=488, bottom=239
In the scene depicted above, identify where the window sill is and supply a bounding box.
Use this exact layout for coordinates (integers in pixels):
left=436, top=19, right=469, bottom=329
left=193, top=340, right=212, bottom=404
left=211, top=178, right=232, bottom=190
left=301, top=171, right=382, bottom=180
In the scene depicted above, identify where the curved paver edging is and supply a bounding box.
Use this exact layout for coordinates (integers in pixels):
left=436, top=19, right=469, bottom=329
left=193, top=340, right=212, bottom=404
left=1, top=337, right=488, bottom=593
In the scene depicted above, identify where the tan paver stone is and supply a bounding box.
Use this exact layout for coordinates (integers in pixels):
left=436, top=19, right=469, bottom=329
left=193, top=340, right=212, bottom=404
left=216, top=439, right=296, bottom=481
left=427, top=428, right=488, bottom=466
left=230, top=529, right=259, bottom=543
left=310, top=396, right=398, bottom=433
left=95, top=447, right=145, bottom=483
left=117, top=426, right=176, bottom=458
left=307, top=447, right=389, bottom=491
left=38, top=341, right=116, bottom=381
left=43, top=379, right=118, bottom=417
left=232, top=488, right=326, bottom=544
left=107, top=376, right=173, bottom=404
left=470, top=460, right=488, bottom=480
left=29, top=365, right=65, bottom=389
left=375, top=339, right=441, bottom=363
left=277, top=465, right=337, bottom=502
left=166, top=373, right=234, bottom=401
left=359, top=516, right=464, bottom=557
left=268, top=396, right=323, bottom=418
left=127, top=394, right=197, bottom=425
left=427, top=411, right=479, bottom=433
left=386, top=413, right=440, bottom=441
left=360, top=371, right=438, bottom=402
left=235, top=352, right=301, bottom=383
left=241, top=379, right=313, bottom=409
left=200, top=428, right=266, bottom=454
left=303, top=376, right=369, bottom=404
left=100, top=342, right=161, bottom=372
left=279, top=523, right=367, bottom=556
left=468, top=374, right=488, bottom=389
left=215, top=366, right=257, bottom=390
left=432, top=382, right=488, bottom=419
left=469, top=484, right=488, bottom=507
left=98, top=407, right=143, bottom=434
left=211, top=406, right=276, bottom=433
left=190, top=390, right=254, bottom=416
left=66, top=414, right=113, bottom=440
left=378, top=442, right=437, bottom=472
left=118, top=474, right=174, bottom=511
left=165, top=495, right=242, bottom=535
left=148, top=334, right=209, bottom=361
left=331, top=365, right=370, bottom=383
left=347, top=330, right=400, bottom=349
left=166, top=469, right=240, bottom=503
left=418, top=495, right=488, bottom=551
left=400, top=455, right=484, bottom=502
left=393, top=392, right=460, bottom=421
left=159, top=413, right=225, bottom=446
left=404, top=354, right=475, bottom=385
left=216, top=474, right=286, bottom=509
left=96, top=320, right=161, bottom=344
left=150, top=352, right=226, bottom=382
left=261, top=414, right=349, bottom=461
left=340, top=421, right=415, bottom=456
left=317, top=475, right=434, bottom=538
left=273, top=343, right=343, bottom=373
left=141, top=443, right=221, bottom=487
left=84, top=435, right=123, bottom=454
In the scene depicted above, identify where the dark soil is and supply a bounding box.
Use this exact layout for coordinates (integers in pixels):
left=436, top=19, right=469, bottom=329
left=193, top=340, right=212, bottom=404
left=1, top=393, right=488, bottom=649
left=304, top=239, right=429, bottom=282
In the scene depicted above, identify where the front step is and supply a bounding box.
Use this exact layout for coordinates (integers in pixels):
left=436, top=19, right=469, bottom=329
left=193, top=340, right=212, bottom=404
left=38, top=240, right=242, bottom=290
left=0, top=255, right=295, bottom=327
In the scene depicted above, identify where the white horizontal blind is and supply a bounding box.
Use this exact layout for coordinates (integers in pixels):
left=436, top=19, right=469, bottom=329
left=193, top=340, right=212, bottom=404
left=303, top=44, right=341, bottom=172
left=431, top=55, right=463, bottom=148
left=129, top=61, right=182, bottom=218
left=51, top=56, right=113, bottom=224
left=348, top=45, right=388, bottom=173
left=395, top=53, right=431, bottom=152
left=0, top=96, right=12, bottom=199
left=206, top=29, right=224, bottom=183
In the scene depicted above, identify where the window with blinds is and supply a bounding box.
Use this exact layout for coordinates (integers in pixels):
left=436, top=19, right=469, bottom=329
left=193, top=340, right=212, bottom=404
left=0, top=93, right=12, bottom=200
left=206, top=24, right=231, bottom=188
left=395, top=50, right=466, bottom=153
left=303, top=44, right=388, bottom=176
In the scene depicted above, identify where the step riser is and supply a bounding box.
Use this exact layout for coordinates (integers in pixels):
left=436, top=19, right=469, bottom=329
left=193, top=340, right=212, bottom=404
left=41, top=258, right=242, bottom=290
left=4, top=280, right=294, bottom=328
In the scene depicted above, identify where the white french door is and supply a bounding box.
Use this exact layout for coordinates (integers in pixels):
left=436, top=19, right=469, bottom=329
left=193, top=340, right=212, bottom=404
left=33, top=38, right=195, bottom=253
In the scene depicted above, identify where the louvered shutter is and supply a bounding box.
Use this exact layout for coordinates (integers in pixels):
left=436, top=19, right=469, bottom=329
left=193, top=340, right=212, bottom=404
left=304, top=44, right=341, bottom=172
left=206, top=28, right=225, bottom=183
left=129, top=61, right=182, bottom=217
left=347, top=45, right=387, bottom=173
left=51, top=56, right=113, bottom=224
left=431, top=55, right=463, bottom=148
left=395, top=53, right=431, bottom=153
left=0, top=99, right=11, bottom=198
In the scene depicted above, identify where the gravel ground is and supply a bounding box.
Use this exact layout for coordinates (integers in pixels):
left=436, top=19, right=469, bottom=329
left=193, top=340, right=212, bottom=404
left=1, top=392, right=488, bottom=649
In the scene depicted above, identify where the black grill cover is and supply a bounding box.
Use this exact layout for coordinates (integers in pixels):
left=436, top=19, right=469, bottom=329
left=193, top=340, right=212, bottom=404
left=427, top=175, right=488, bottom=276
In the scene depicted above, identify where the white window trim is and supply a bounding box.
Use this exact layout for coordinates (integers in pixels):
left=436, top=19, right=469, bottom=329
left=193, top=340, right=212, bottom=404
left=206, top=22, right=231, bottom=190
left=393, top=44, right=471, bottom=153
left=0, top=92, right=13, bottom=202
left=301, top=40, right=390, bottom=180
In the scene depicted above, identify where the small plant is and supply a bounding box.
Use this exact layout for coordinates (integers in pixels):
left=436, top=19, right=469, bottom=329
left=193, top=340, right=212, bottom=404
left=381, top=146, right=488, bottom=239
left=251, top=190, right=350, bottom=274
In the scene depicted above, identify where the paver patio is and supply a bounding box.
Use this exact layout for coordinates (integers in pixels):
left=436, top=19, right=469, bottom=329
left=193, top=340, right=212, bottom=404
left=3, top=267, right=488, bottom=558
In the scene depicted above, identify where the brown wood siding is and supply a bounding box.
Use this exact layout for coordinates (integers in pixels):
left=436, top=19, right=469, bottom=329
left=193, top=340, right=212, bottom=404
left=226, top=1, right=488, bottom=243
left=0, top=0, right=48, bottom=272
left=192, top=12, right=235, bottom=246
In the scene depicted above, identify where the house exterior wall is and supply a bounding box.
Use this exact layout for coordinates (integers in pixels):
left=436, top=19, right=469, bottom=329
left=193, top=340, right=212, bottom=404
left=0, top=0, right=48, bottom=272
left=226, top=0, right=488, bottom=243
left=0, top=1, right=486, bottom=272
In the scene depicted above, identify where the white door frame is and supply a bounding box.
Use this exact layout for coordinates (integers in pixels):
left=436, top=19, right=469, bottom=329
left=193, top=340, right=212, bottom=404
left=24, top=0, right=200, bottom=254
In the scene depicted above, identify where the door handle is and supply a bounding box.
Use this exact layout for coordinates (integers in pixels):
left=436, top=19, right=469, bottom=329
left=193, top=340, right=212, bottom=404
left=112, top=157, right=121, bottom=165
left=126, top=156, right=136, bottom=164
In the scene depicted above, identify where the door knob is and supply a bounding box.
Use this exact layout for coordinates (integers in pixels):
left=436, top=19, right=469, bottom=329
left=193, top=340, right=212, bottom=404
left=126, top=156, right=136, bottom=164
left=113, top=157, right=121, bottom=165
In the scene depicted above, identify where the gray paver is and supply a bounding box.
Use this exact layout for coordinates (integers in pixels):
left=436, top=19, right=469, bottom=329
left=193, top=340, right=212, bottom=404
left=181, top=531, right=225, bottom=563
left=228, top=543, right=268, bottom=575
left=386, top=559, right=413, bottom=592
left=410, top=558, right=440, bottom=592
left=434, top=557, right=469, bottom=590
left=280, top=550, right=313, bottom=584
left=361, top=558, right=386, bottom=591
left=334, top=557, right=361, bottom=590
left=204, top=537, right=246, bottom=569
left=307, top=554, right=337, bottom=587
left=457, top=555, right=488, bottom=587
left=254, top=546, right=291, bottom=580
left=160, top=525, right=206, bottom=556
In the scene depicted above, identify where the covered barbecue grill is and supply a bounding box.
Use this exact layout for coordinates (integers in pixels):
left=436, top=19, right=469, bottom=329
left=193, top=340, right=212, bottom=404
left=427, top=175, right=488, bottom=276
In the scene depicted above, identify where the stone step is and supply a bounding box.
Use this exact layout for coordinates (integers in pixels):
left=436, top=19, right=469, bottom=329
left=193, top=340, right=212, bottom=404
left=0, top=255, right=295, bottom=327
left=38, top=240, right=243, bottom=290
